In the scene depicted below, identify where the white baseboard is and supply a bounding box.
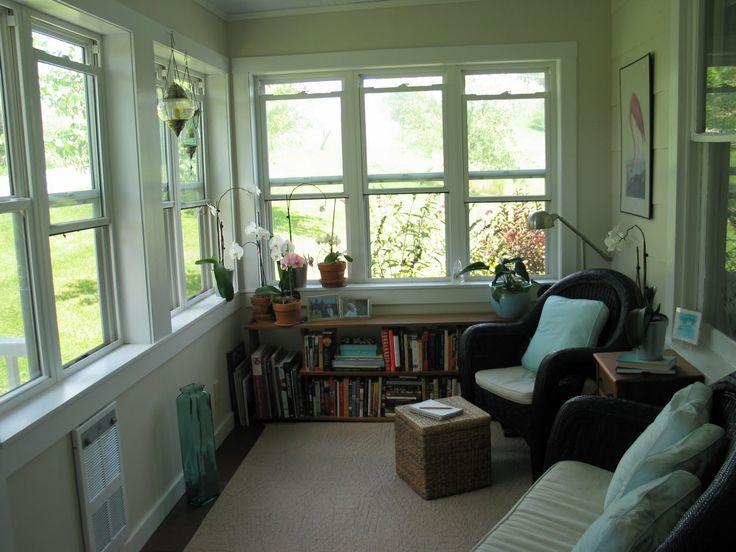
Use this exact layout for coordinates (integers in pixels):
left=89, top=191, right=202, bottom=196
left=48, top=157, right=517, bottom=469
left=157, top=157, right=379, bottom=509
left=124, top=411, right=236, bottom=551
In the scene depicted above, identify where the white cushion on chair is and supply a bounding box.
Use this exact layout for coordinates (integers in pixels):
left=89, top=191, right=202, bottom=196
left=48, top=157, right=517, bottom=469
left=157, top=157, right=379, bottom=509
left=475, top=366, right=536, bottom=405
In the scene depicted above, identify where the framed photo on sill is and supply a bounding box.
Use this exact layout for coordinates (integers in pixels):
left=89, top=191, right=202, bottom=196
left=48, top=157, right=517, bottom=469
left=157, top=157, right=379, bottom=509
left=673, top=307, right=702, bottom=345
left=619, top=53, right=653, bottom=219
left=306, top=294, right=340, bottom=321
left=339, top=297, right=371, bottom=318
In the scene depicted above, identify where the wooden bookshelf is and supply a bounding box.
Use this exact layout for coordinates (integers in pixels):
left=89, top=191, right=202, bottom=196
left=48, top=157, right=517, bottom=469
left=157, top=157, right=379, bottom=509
left=245, top=312, right=499, bottom=331
left=300, top=370, right=459, bottom=378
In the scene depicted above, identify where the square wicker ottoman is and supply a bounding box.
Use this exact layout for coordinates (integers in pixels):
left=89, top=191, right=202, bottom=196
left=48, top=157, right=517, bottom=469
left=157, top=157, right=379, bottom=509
left=394, top=395, right=492, bottom=500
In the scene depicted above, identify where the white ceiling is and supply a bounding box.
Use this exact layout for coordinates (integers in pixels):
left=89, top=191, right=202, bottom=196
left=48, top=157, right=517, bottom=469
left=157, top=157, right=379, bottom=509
left=204, top=0, right=382, bottom=16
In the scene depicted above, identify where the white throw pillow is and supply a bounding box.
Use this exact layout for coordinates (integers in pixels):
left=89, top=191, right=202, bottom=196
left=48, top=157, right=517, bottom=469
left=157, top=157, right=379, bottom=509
left=605, top=382, right=712, bottom=508
left=521, top=296, right=609, bottom=373
left=573, top=470, right=701, bottom=552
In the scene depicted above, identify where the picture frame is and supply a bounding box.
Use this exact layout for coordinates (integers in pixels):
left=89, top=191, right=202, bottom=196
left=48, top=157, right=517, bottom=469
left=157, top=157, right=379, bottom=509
left=306, top=294, right=340, bottom=321
left=619, top=53, right=653, bottom=219
left=672, top=307, right=702, bottom=345
left=339, top=297, right=372, bottom=318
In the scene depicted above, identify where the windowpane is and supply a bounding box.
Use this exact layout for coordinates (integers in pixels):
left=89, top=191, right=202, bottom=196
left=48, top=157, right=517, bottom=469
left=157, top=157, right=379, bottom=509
left=469, top=178, right=545, bottom=197
left=703, top=0, right=736, bottom=134
left=468, top=201, right=547, bottom=275
left=32, top=31, right=85, bottom=63
left=163, top=208, right=178, bottom=310
left=49, top=201, right=99, bottom=225
left=265, top=97, right=342, bottom=181
left=465, top=72, right=546, bottom=95
left=363, top=76, right=442, bottom=88
left=49, top=228, right=107, bottom=366
left=365, top=90, right=443, bottom=175
left=0, top=74, right=10, bottom=197
left=368, top=194, right=445, bottom=278
left=368, top=180, right=443, bottom=191
left=157, top=88, right=170, bottom=202
left=38, top=62, right=99, bottom=221
left=180, top=208, right=206, bottom=298
left=264, top=80, right=342, bottom=95
left=270, top=198, right=347, bottom=280
left=0, top=213, right=39, bottom=397
left=467, top=98, right=545, bottom=172
left=178, top=142, right=203, bottom=202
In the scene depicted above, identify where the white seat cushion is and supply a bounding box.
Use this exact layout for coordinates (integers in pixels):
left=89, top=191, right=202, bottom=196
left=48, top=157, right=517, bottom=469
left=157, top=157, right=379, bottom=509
left=475, top=366, right=536, bottom=405
left=473, top=461, right=614, bottom=552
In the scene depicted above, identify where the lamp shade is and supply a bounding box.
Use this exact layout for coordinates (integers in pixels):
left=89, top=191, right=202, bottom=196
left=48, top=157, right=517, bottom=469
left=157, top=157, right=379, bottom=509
left=157, top=82, right=196, bottom=136
left=527, top=210, right=558, bottom=230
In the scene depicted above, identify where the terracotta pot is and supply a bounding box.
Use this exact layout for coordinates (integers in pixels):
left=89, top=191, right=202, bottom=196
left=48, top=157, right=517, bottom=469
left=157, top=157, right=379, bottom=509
left=250, top=295, right=273, bottom=322
left=318, top=261, right=347, bottom=288
left=272, top=300, right=302, bottom=326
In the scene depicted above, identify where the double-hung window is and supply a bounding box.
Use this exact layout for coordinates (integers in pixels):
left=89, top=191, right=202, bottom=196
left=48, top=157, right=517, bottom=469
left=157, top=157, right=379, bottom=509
left=32, top=22, right=116, bottom=368
left=254, top=63, right=556, bottom=283
left=157, top=64, right=212, bottom=311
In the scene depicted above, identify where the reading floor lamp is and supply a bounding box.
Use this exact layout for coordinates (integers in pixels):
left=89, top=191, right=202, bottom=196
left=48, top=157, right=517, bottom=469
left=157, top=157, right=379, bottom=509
left=527, top=210, right=613, bottom=265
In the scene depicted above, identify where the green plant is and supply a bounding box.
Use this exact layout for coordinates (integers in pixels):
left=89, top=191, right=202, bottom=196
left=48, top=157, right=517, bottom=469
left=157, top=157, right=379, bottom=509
left=459, top=256, right=532, bottom=302
left=317, top=198, right=352, bottom=264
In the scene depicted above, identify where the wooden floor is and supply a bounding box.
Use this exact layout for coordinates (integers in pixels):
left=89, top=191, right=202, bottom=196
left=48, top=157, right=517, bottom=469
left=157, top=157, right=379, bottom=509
left=142, top=423, right=264, bottom=552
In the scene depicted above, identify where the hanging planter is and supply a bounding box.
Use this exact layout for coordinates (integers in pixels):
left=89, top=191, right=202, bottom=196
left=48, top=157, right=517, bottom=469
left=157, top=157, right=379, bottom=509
left=180, top=107, right=201, bottom=159
left=156, top=33, right=196, bottom=137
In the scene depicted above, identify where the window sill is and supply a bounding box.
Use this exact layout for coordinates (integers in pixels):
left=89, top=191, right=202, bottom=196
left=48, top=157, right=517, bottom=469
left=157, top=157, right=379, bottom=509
left=0, top=293, right=241, bottom=472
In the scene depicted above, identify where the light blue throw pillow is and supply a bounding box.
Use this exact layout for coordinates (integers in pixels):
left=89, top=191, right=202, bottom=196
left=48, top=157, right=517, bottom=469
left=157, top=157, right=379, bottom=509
left=605, top=382, right=712, bottom=508
left=573, top=470, right=700, bottom=552
left=521, top=295, right=609, bottom=373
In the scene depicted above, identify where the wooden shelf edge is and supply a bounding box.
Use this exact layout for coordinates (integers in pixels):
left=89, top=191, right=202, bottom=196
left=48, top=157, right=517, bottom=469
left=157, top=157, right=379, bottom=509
left=299, top=370, right=459, bottom=377
left=255, top=416, right=394, bottom=423
left=245, top=312, right=498, bottom=331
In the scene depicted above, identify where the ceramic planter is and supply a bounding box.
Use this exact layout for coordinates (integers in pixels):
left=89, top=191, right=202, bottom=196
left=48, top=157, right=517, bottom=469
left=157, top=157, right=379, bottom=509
left=636, top=315, right=669, bottom=361
left=250, top=295, right=273, bottom=322
left=292, top=266, right=308, bottom=289
left=318, top=261, right=347, bottom=288
left=272, top=300, right=302, bottom=326
left=489, top=284, right=531, bottom=320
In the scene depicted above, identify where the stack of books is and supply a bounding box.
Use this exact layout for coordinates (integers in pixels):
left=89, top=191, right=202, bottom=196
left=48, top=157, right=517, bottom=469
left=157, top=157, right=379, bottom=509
left=332, top=355, right=384, bottom=371
left=303, top=330, right=337, bottom=371
left=380, top=327, right=461, bottom=372
left=303, top=377, right=382, bottom=418
left=616, top=352, right=677, bottom=374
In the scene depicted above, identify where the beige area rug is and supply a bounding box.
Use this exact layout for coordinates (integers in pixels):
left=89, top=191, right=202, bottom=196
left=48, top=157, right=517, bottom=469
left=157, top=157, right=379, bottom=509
left=185, top=422, right=531, bottom=552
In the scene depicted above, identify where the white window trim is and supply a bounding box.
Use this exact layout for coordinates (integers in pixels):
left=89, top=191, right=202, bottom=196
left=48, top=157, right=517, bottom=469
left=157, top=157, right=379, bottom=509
left=233, top=42, right=579, bottom=290
left=668, top=0, right=736, bottom=382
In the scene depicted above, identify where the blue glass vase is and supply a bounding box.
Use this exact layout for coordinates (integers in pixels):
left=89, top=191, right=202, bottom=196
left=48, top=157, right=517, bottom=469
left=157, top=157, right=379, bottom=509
left=176, top=383, right=219, bottom=506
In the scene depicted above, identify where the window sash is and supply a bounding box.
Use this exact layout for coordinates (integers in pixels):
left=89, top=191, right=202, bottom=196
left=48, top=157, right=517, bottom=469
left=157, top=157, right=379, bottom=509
left=254, top=63, right=557, bottom=284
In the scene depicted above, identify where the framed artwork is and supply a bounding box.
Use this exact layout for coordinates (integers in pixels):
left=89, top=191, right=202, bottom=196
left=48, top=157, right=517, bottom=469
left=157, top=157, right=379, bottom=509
left=339, top=297, right=371, bottom=318
left=619, top=53, right=653, bottom=219
left=306, top=294, right=340, bottom=321
left=672, top=307, right=702, bottom=345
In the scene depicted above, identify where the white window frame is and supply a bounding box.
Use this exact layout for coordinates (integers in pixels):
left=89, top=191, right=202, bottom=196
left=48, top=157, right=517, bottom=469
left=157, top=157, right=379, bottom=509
left=245, top=44, right=575, bottom=286
left=0, top=6, right=120, bottom=411
left=156, top=61, right=214, bottom=314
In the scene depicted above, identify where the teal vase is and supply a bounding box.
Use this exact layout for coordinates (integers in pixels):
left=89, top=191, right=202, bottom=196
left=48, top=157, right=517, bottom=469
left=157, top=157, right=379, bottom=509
left=176, top=383, right=219, bottom=506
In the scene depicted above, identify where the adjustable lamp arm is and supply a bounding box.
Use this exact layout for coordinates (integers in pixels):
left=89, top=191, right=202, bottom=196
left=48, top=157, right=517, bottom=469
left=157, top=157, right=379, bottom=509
left=555, top=215, right=613, bottom=262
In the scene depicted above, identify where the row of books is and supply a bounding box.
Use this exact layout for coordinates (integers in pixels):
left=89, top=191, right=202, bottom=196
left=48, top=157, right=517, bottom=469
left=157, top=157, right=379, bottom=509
left=380, top=328, right=461, bottom=372
left=251, top=346, right=302, bottom=419
left=302, top=330, right=337, bottom=371
left=303, top=376, right=460, bottom=418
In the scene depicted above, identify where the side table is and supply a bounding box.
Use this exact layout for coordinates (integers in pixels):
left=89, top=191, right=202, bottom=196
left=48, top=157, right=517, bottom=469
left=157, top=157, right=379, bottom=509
left=594, top=350, right=704, bottom=406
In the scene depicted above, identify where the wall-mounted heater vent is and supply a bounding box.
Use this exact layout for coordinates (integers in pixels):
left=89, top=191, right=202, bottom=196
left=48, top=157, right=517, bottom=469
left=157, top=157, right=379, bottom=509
left=72, top=402, right=128, bottom=552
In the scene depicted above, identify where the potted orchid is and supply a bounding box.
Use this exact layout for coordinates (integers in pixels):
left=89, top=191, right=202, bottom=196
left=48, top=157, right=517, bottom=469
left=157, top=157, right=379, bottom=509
left=316, top=232, right=352, bottom=288
left=196, top=184, right=260, bottom=302
left=242, top=222, right=274, bottom=321
left=266, top=236, right=308, bottom=326
left=605, top=224, right=666, bottom=360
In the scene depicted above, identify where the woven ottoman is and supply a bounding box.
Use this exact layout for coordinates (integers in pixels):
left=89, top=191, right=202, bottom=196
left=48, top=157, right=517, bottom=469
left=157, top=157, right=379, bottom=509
left=394, top=395, right=492, bottom=499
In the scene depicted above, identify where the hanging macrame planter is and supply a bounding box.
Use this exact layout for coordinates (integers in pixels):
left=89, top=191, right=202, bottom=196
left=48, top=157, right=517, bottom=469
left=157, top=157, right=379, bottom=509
left=180, top=107, right=201, bottom=159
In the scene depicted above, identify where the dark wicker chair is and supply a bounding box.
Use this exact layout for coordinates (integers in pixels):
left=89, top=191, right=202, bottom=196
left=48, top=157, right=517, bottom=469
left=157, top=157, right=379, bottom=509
left=545, top=374, right=736, bottom=551
left=459, top=268, right=640, bottom=478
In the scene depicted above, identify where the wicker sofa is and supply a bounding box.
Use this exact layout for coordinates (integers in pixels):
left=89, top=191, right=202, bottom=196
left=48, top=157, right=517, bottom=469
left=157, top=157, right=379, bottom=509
left=459, top=269, right=640, bottom=477
left=472, top=375, right=736, bottom=551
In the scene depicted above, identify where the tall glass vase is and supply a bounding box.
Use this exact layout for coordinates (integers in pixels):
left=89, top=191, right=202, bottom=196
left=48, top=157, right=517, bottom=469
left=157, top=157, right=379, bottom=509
left=176, top=383, right=219, bottom=506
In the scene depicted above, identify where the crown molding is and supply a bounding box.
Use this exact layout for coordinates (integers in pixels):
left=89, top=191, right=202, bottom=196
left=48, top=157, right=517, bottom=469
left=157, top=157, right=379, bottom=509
left=194, top=0, right=476, bottom=21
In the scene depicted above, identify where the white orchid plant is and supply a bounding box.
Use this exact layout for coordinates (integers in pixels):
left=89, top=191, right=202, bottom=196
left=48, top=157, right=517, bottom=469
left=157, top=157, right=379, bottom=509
left=605, top=223, right=662, bottom=346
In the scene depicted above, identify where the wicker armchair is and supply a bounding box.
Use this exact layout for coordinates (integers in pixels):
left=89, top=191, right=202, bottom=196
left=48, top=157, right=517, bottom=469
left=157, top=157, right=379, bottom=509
left=545, top=375, right=736, bottom=551
left=459, top=268, right=640, bottom=478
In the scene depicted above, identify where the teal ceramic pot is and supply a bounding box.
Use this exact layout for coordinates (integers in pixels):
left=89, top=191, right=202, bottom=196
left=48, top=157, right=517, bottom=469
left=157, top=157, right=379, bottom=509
left=489, top=284, right=531, bottom=320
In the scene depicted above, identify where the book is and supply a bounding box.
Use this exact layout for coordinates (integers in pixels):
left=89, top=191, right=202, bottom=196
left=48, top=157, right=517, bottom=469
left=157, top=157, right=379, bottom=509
left=616, top=353, right=677, bottom=371
left=408, top=399, right=463, bottom=420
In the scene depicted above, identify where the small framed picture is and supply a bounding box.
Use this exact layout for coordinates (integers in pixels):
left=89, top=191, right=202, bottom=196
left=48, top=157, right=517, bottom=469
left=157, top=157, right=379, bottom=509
left=306, top=294, right=340, bottom=321
left=339, top=297, right=371, bottom=318
left=673, top=307, right=702, bottom=345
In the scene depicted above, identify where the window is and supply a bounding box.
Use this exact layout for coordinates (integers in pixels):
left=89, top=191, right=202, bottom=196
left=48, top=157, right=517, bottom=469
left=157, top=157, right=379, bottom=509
left=157, top=64, right=213, bottom=311
left=255, top=66, right=555, bottom=282
left=1, top=11, right=117, bottom=405
left=698, top=0, right=736, bottom=339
